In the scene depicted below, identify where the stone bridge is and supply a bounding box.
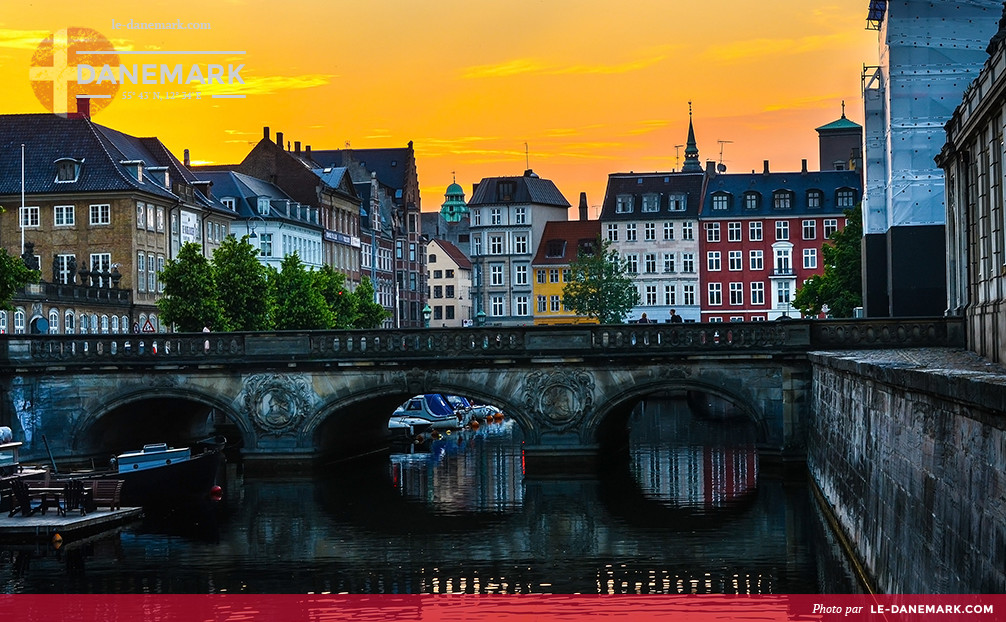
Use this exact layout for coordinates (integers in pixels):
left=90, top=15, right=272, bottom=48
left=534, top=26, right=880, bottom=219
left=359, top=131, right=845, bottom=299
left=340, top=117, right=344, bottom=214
left=0, top=318, right=962, bottom=471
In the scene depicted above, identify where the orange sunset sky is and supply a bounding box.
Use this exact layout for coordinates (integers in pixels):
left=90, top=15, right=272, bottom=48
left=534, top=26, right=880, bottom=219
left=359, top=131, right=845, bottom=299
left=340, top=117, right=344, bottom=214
left=0, top=0, right=876, bottom=215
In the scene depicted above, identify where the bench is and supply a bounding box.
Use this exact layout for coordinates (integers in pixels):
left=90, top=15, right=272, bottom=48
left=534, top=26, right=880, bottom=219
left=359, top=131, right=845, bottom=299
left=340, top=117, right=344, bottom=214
left=89, top=479, right=124, bottom=511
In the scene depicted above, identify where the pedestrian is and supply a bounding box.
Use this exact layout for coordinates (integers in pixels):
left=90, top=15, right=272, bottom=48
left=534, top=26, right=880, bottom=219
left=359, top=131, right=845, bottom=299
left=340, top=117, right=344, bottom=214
left=203, top=325, right=211, bottom=353
left=639, top=312, right=649, bottom=324
left=669, top=309, right=683, bottom=323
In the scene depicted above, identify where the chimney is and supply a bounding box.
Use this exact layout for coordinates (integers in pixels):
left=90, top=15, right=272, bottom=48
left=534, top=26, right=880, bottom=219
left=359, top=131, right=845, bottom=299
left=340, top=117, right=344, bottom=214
left=705, top=160, right=717, bottom=176
left=762, top=160, right=770, bottom=175
left=294, top=141, right=301, bottom=154
left=75, top=96, right=91, bottom=120
left=305, top=145, right=311, bottom=159
left=578, top=192, right=588, bottom=221
left=263, top=126, right=270, bottom=141
left=801, top=159, right=808, bottom=174
left=183, top=149, right=190, bottom=167
left=276, top=132, right=284, bottom=151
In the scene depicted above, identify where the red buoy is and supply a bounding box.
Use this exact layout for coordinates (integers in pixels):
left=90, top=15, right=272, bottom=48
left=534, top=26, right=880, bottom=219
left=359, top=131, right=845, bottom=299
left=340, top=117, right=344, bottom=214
left=209, top=485, right=223, bottom=501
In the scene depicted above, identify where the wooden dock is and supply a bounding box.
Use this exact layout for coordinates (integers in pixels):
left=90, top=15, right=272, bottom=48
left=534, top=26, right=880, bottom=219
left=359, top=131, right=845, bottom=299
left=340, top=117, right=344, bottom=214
left=0, top=507, right=142, bottom=543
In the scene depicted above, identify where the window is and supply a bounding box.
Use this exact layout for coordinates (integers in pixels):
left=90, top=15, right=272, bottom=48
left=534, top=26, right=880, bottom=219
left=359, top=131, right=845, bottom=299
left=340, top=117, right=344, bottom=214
left=433, top=306, right=443, bottom=320
left=777, top=281, right=792, bottom=305
left=644, top=222, right=656, bottom=241
left=433, top=269, right=443, bottom=279
left=446, top=306, right=456, bottom=320
left=472, top=209, right=482, bottom=226
left=490, top=236, right=503, bottom=255
left=707, top=251, right=721, bottom=271
left=550, top=295, right=561, bottom=312
left=429, top=254, right=438, bottom=264
left=396, top=240, right=403, bottom=259
left=537, top=296, right=546, bottom=313
left=728, top=250, right=742, bottom=271
left=446, top=269, right=455, bottom=278
left=683, top=284, right=696, bottom=306
left=514, top=234, right=529, bottom=254
left=744, top=192, right=760, bottom=210
left=101, top=315, right=109, bottom=334
left=55, top=159, right=81, bottom=182
left=681, top=222, right=694, bottom=240
left=409, top=243, right=416, bottom=262
left=663, top=252, right=675, bottom=272
left=490, top=265, right=504, bottom=286
left=807, top=190, right=822, bottom=208
left=498, top=181, right=516, bottom=201
left=64, top=310, right=74, bottom=334
left=147, top=205, right=155, bottom=230
left=625, top=223, right=637, bottom=241
left=260, top=233, right=273, bottom=256
left=55, top=254, right=75, bottom=284
left=727, top=221, right=741, bottom=242
left=774, top=248, right=792, bottom=274
left=669, top=193, right=686, bottom=211
left=749, top=221, right=763, bottom=241
left=490, top=296, right=505, bottom=316
left=514, top=296, right=528, bottom=316
left=490, top=208, right=502, bottom=225
left=824, top=219, right=839, bottom=238
left=773, top=190, right=792, bottom=209
left=433, top=285, right=443, bottom=298
left=536, top=269, right=546, bottom=284
left=90, top=253, right=110, bottom=287
left=48, top=308, right=59, bottom=334
left=644, top=253, right=656, bottom=273
left=751, top=282, right=765, bottom=305
left=137, top=253, right=146, bottom=292
left=514, top=265, right=528, bottom=286
left=562, top=269, right=570, bottom=282
left=642, top=194, right=660, bottom=212
left=546, top=240, right=566, bottom=258
left=729, top=282, right=743, bottom=305
left=645, top=285, right=658, bottom=305
left=664, top=284, right=676, bottom=305
left=90, top=204, right=110, bottom=225
left=803, top=248, right=818, bottom=269
left=705, top=222, right=720, bottom=243
left=549, top=268, right=560, bottom=283
left=625, top=254, right=638, bottom=274
left=606, top=223, right=619, bottom=242
left=157, top=256, right=165, bottom=292
left=13, top=309, right=25, bottom=334
left=708, top=283, right=722, bottom=306
left=663, top=222, right=674, bottom=240
left=515, top=207, right=527, bottom=224
left=20, top=206, right=39, bottom=228
left=156, top=207, right=165, bottom=232
left=750, top=250, right=764, bottom=270
left=54, top=205, right=75, bottom=227
left=446, top=285, right=455, bottom=298
left=775, top=221, right=789, bottom=241
left=836, top=188, right=856, bottom=208
left=472, top=237, right=482, bottom=256
left=616, top=195, right=633, bottom=213
left=712, top=193, right=730, bottom=210
left=802, top=220, right=817, bottom=240
left=681, top=253, right=695, bottom=273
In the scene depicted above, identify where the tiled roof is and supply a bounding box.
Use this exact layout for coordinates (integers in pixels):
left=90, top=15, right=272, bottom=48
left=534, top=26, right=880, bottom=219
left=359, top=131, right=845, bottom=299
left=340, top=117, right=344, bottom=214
left=431, top=238, right=472, bottom=270
left=532, top=219, right=601, bottom=265
left=309, top=147, right=411, bottom=190
left=468, top=170, right=570, bottom=208
left=815, top=116, right=862, bottom=132
left=702, top=170, right=861, bottom=217
left=194, top=170, right=293, bottom=219
left=599, top=172, right=705, bottom=221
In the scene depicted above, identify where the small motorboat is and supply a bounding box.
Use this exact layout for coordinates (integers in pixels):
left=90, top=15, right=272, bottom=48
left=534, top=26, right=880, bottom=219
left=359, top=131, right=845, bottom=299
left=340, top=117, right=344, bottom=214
left=387, top=394, right=462, bottom=436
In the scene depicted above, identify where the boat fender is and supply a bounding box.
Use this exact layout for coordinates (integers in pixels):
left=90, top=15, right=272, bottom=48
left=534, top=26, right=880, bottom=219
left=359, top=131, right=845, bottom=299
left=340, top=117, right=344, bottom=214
left=210, top=485, right=223, bottom=502
left=0, top=426, right=11, bottom=444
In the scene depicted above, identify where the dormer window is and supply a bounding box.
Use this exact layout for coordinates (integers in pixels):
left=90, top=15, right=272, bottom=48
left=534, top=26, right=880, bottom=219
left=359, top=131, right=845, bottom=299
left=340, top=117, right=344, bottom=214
left=711, top=193, right=730, bottom=210
left=642, top=193, right=660, bottom=212
left=148, top=166, right=169, bottom=187
left=615, top=194, right=634, bottom=213
left=120, top=160, right=144, bottom=182
left=772, top=190, right=793, bottom=209
left=54, top=158, right=82, bottom=183
left=669, top=193, right=687, bottom=211
left=257, top=197, right=270, bottom=215
left=744, top=192, right=760, bottom=210
left=498, top=181, right=516, bottom=202
left=222, top=198, right=236, bottom=210
left=545, top=240, right=566, bottom=258
left=836, top=188, right=857, bottom=208
left=806, top=189, right=823, bottom=208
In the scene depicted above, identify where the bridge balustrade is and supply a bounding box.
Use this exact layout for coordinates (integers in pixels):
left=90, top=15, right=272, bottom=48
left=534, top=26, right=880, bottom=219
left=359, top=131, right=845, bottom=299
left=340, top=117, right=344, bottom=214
left=0, top=317, right=963, bottom=370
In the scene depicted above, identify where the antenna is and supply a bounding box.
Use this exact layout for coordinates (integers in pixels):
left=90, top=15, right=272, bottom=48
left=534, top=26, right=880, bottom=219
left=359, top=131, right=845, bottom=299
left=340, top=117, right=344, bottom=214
left=344, top=140, right=351, bottom=149
left=717, top=140, right=733, bottom=172
left=524, top=142, right=529, bottom=169
left=674, top=145, right=684, bottom=171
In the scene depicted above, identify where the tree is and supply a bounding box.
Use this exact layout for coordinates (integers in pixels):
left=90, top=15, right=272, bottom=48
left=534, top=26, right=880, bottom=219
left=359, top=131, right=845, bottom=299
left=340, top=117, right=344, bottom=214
left=0, top=248, right=39, bottom=312
left=212, top=235, right=270, bottom=331
left=314, top=265, right=358, bottom=328
left=351, top=276, right=390, bottom=329
left=793, top=207, right=863, bottom=318
left=270, top=253, right=333, bottom=330
left=157, top=242, right=224, bottom=332
left=562, top=236, right=640, bottom=324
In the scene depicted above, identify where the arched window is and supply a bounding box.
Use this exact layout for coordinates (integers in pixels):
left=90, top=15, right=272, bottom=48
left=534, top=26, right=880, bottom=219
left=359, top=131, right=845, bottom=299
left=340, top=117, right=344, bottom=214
left=138, top=314, right=147, bottom=334
left=122, top=316, right=130, bottom=333
left=14, top=309, right=25, bottom=334
left=149, top=315, right=158, bottom=332
left=0, top=311, right=7, bottom=334
left=90, top=314, right=98, bottom=333
left=48, top=308, right=59, bottom=334
left=65, top=310, right=75, bottom=334
left=101, top=315, right=109, bottom=333
left=78, top=313, right=87, bottom=334
left=111, top=315, right=119, bottom=334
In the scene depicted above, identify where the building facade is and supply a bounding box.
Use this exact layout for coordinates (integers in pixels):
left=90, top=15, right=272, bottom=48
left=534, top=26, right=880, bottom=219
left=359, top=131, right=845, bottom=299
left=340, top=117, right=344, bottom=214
left=426, top=239, right=472, bottom=327
left=467, top=169, right=571, bottom=326
left=531, top=217, right=600, bottom=325
left=861, top=0, right=1000, bottom=317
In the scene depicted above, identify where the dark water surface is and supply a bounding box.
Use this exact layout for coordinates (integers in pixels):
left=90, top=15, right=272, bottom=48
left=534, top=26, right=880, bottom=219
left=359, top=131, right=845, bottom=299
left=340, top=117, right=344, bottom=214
left=1, top=401, right=860, bottom=594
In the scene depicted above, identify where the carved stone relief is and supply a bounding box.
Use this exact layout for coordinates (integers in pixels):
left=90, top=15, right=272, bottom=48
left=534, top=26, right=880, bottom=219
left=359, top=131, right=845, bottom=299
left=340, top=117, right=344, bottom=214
left=242, top=374, right=315, bottom=435
left=522, top=369, right=594, bottom=432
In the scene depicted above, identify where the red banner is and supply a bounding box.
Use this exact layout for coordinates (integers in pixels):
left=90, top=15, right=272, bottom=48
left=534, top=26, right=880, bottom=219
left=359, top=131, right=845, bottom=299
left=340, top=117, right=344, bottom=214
left=0, top=594, right=1003, bottom=622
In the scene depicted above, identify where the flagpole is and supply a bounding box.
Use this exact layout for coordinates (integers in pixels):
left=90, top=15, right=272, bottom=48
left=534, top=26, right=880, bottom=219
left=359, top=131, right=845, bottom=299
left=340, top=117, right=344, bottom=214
left=20, top=142, right=25, bottom=255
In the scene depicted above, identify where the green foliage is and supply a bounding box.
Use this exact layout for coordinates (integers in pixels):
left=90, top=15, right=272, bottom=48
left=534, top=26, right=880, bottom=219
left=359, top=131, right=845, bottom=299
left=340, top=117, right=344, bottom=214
left=0, top=248, right=39, bottom=311
left=212, top=235, right=271, bottom=331
left=793, top=207, right=863, bottom=318
left=351, top=276, right=390, bottom=329
left=562, top=236, right=640, bottom=324
left=157, top=242, right=223, bottom=332
left=314, top=265, right=358, bottom=328
left=269, top=253, right=333, bottom=330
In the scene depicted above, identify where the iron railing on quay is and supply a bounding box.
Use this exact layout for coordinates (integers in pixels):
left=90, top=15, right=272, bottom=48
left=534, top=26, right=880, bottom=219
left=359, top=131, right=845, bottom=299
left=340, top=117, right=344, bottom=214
left=0, top=316, right=965, bottom=370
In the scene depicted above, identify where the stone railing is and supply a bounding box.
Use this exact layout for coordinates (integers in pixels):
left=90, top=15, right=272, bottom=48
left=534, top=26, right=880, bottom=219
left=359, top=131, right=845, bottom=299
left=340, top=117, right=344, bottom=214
left=0, top=317, right=965, bottom=370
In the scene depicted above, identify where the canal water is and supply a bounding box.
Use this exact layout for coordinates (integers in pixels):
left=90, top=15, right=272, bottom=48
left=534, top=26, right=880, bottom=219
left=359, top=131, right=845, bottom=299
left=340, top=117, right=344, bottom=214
left=0, top=399, right=861, bottom=594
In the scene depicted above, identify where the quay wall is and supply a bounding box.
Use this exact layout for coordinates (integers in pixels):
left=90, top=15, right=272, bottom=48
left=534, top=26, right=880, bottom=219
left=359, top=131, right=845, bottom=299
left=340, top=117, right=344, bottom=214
left=808, top=349, right=1006, bottom=593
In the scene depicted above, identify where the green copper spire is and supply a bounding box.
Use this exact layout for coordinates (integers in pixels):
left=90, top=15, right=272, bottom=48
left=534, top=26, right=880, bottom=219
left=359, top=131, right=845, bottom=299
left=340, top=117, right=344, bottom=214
left=681, top=101, right=703, bottom=173
left=440, top=172, right=468, bottom=223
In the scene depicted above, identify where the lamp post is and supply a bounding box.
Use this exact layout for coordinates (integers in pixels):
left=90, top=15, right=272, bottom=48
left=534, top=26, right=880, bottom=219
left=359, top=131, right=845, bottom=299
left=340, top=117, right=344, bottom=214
left=422, top=303, right=432, bottom=328
left=476, top=309, right=486, bottom=327
left=246, top=214, right=267, bottom=239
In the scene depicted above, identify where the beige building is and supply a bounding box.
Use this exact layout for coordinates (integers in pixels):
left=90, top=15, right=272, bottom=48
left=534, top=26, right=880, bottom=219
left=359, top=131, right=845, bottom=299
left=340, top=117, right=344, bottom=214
left=426, top=239, right=472, bottom=327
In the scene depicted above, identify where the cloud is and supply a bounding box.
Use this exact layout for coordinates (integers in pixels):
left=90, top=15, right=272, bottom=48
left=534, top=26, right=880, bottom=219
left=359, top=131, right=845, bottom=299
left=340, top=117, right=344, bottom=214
left=0, top=28, right=52, bottom=50
left=197, top=73, right=334, bottom=96
left=627, top=119, right=670, bottom=135
left=705, top=32, right=855, bottom=63
left=462, top=54, right=666, bottom=79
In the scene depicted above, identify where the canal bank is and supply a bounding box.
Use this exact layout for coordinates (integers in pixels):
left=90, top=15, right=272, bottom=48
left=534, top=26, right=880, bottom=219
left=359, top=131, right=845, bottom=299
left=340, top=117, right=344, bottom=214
left=808, top=348, right=1006, bottom=594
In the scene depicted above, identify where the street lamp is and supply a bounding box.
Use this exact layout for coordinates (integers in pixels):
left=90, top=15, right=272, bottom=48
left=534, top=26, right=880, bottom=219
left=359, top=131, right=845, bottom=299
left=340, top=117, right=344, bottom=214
left=476, top=309, right=486, bottom=327
left=246, top=214, right=267, bottom=239
left=422, top=303, right=432, bottom=328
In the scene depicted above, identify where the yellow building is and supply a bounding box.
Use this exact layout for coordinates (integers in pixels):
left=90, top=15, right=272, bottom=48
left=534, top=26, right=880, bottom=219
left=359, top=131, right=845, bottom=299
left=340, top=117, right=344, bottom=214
left=531, top=219, right=600, bottom=325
